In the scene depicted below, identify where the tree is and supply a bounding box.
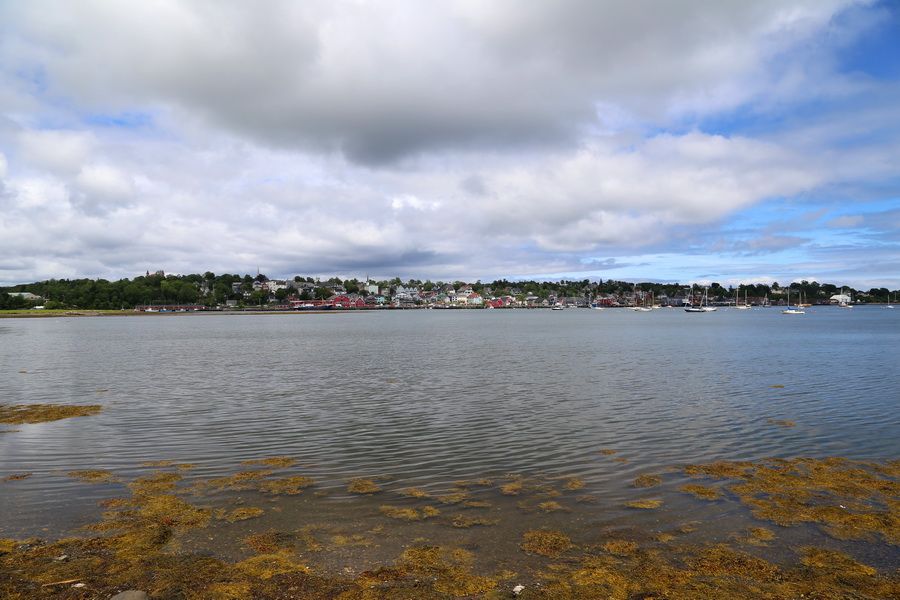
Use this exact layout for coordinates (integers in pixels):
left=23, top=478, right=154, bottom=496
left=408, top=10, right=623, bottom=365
left=248, top=290, right=269, bottom=306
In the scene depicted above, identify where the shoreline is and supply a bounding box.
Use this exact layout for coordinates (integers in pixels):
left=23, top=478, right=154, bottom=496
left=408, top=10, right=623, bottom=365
left=1, top=303, right=892, bottom=319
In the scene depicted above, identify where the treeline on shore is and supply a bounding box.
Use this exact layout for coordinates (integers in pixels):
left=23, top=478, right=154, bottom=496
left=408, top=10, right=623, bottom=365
left=2, top=272, right=896, bottom=310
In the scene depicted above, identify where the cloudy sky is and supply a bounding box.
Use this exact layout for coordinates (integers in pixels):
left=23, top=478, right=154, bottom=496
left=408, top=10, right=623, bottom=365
left=1, top=0, right=898, bottom=288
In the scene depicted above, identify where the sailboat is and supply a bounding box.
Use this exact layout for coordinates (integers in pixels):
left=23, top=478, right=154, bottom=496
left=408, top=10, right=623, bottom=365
left=782, top=289, right=805, bottom=314
left=632, top=287, right=652, bottom=311
left=838, top=287, right=853, bottom=309
left=887, top=293, right=895, bottom=309
left=685, top=286, right=716, bottom=312
left=734, top=287, right=751, bottom=310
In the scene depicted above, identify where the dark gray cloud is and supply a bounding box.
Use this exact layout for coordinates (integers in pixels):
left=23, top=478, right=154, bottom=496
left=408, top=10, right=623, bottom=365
left=1, top=0, right=862, bottom=165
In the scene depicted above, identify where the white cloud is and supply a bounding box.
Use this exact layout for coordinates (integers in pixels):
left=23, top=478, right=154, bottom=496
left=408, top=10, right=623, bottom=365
left=72, top=163, right=135, bottom=212
left=18, top=130, right=95, bottom=175
left=0, top=0, right=896, bottom=287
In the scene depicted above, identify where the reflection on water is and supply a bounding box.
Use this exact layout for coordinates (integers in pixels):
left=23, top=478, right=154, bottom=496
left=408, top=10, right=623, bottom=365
left=1, top=308, right=898, bottom=552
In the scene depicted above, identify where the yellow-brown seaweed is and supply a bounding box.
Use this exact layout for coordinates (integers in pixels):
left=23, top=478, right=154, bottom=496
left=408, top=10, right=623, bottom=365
left=0, top=403, right=101, bottom=425
left=68, top=469, right=118, bottom=484
left=633, top=474, right=662, bottom=488
left=347, top=478, right=381, bottom=495
left=520, top=530, right=573, bottom=558
left=625, top=499, right=662, bottom=509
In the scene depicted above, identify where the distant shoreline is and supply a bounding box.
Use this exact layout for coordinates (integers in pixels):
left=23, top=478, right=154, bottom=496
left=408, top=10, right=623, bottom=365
left=1, top=304, right=893, bottom=319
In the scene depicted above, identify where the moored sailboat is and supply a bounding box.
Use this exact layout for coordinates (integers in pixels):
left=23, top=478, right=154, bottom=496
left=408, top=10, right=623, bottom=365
left=782, top=289, right=805, bottom=314
left=685, top=286, right=717, bottom=312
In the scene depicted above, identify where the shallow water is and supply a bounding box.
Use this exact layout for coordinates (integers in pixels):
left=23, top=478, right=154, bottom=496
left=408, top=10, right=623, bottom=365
left=1, top=307, right=898, bottom=564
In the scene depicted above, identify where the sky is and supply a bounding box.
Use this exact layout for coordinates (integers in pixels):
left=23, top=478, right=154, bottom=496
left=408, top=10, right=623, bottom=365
left=1, top=0, right=898, bottom=289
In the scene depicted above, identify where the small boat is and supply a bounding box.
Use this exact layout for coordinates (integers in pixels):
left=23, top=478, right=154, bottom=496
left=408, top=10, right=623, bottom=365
left=551, top=305, right=564, bottom=311
left=631, top=285, right=651, bottom=311
left=685, top=286, right=716, bottom=312
left=782, top=290, right=805, bottom=314
left=837, top=287, right=853, bottom=308
left=734, top=288, right=751, bottom=309
left=702, top=287, right=717, bottom=311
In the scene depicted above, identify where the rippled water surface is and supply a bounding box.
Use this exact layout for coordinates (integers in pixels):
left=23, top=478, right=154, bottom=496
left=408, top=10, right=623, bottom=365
left=1, top=307, right=898, bottom=541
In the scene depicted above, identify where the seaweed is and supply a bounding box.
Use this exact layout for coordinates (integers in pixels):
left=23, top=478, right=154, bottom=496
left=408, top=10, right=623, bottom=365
left=625, top=499, right=662, bottom=509
left=399, top=487, right=431, bottom=499
left=602, top=540, right=638, bottom=556
left=222, top=507, right=264, bottom=523
left=520, top=530, right=573, bottom=558
left=742, top=527, right=775, bottom=546
left=436, top=491, right=469, bottom=505
left=633, top=474, right=662, bottom=488
left=799, top=547, right=876, bottom=576
left=234, top=551, right=308, bottom=579
left=2, top=473, right=32, bottom=482
left=68, top=469, right=119, bottom=484
left=206, top=470, right=274, bottom=491
left=683, top=458, right=900, bottom=544
left=396, top=546, right=497, bottom=596
left=449, top=515, right=497, bottom=528
left=129, top=471, right=182, bottom=494
left=241, top=456, right=296, bottom=469
left=563, top=477, right=585, bottom=491
left=679, top=484, right=721, bottom=500
left=243, top=531, right=294, bottom=554
left=500, top=480, right=524, bottom=496
left=347, top=478, right=381, bottom=495
left=257, top=476, right=314, bottom=495
left=0, top=403, right=101, bottom=424
left=453, top=478, right=492, bottom=489
left=537, top=500, right=565, bottom=513
left=379, top=505, right=439, bottom=521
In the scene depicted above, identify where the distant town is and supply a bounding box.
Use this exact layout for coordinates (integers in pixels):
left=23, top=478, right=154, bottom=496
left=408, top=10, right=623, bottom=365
left=2, top=271, right=897, bottom=312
